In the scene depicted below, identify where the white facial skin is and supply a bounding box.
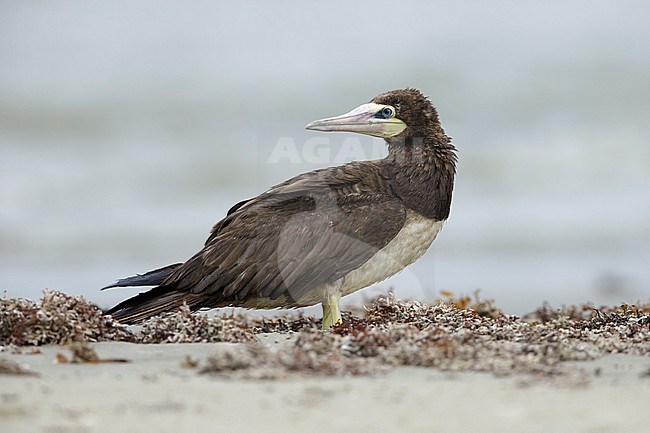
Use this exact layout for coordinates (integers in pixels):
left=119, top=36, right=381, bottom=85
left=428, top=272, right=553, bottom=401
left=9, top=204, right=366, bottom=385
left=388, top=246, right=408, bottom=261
left=305, top=103, right=407, bottom=138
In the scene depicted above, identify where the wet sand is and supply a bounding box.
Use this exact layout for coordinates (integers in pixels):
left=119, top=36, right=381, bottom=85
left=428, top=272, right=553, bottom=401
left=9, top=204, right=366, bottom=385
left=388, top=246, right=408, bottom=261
left=2, top=338, right=650, bottom=433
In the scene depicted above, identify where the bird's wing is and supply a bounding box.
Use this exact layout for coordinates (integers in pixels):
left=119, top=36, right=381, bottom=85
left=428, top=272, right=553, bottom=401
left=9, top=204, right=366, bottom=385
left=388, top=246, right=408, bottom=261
left=205, top=162, right=379, bottom=244
left=162, top=164, right=406, bottom=306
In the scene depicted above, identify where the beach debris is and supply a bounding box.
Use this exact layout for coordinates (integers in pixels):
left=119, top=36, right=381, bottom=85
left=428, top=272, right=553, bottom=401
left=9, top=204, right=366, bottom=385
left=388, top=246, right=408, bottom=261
left=55, top=342, right=130, bottom=364
left=200, top=338, right=386, bottom=379
left=0, top=357, right=38, bottom=376
left=137, top=304, right=256, bottom=344
left=436, top=289, right=503, bottom=319
left=181, top=355, right=199, bottom=369
left=0, top=291, right=133, bottom=346
left=68, top=342, right=101, bottom=363
left=252, top=313, right=321, bottom=333
left=203, top=294, right=650, bottom=379
left=2, top=290, right=649, bottom=381
left=3, top=346, right=43, bottom=355
left=522, top=301, right=650, bottom=323
left=54, top=353, right=69, bottom=364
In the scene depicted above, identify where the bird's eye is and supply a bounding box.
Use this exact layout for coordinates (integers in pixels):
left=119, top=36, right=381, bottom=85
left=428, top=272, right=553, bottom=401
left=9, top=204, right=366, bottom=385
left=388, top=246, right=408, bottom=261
left=380, top=106, right=395, bottom=118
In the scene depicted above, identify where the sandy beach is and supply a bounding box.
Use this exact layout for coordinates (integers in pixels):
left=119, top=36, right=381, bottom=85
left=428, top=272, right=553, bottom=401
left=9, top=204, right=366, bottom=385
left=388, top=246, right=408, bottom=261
left=2, top=292, right=650, bottom=432
left=1, top=340, right=649, bottom=433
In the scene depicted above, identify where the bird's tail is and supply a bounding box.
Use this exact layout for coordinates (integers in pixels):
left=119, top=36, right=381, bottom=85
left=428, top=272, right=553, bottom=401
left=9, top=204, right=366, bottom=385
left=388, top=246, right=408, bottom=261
left=102, top=263, right=208, bottom=324
left=105, top=285, right=208, bottom=324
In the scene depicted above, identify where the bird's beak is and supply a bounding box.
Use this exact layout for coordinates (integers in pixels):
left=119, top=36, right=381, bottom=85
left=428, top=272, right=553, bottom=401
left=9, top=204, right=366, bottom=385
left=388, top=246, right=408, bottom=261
left=305, top=103, right=406, bottom=138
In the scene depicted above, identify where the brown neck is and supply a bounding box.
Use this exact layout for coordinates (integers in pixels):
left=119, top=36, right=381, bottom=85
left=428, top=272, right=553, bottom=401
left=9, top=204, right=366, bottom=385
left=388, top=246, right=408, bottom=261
left=383, top=136, right=456, bottom=220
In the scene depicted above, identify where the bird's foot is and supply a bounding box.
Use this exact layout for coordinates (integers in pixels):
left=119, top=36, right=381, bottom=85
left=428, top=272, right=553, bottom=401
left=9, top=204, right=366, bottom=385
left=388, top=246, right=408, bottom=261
left=321, top=294, right=342, bottom=330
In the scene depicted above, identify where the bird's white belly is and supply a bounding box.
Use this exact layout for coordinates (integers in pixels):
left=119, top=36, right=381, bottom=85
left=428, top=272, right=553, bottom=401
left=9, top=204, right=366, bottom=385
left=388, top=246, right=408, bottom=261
left=338, top=211, right=445, bottom=297
left=259, top=211, right=445, bottom=308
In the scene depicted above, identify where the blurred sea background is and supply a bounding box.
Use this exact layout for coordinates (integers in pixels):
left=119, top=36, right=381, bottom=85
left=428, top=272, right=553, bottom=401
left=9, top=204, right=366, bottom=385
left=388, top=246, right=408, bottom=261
left=1, top=1, right=648, bottom=315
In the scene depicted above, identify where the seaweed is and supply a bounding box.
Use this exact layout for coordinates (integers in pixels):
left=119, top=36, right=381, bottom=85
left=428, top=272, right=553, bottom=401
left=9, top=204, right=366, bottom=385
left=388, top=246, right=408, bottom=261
left=2, top=290, right=649, bottom=381
left=0, top=290, right=133, bottom=346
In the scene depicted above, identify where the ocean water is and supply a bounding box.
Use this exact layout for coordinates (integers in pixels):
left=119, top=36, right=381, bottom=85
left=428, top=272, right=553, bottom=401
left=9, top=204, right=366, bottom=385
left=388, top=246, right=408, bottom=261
left=1, top=1, right=649, bottom=315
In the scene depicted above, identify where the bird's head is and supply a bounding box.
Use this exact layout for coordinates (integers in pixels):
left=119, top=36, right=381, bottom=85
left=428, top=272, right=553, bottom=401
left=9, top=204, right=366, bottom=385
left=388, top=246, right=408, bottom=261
left=305, top=88, right=442, bottom=143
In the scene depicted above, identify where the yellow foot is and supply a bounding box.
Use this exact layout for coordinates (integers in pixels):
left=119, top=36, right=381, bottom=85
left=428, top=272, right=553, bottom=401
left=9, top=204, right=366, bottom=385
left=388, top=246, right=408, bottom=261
left=321, top=293, right=342, bottom=330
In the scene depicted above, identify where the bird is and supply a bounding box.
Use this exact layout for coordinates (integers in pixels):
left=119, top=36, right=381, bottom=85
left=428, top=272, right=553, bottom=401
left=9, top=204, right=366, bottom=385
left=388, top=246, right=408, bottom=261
left=103, top=88, right=457, bottom=329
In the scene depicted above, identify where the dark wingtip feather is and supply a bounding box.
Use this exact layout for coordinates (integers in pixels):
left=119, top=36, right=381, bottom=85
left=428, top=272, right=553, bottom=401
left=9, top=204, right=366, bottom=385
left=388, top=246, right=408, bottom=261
left=101, top=263, right=183, bottom=291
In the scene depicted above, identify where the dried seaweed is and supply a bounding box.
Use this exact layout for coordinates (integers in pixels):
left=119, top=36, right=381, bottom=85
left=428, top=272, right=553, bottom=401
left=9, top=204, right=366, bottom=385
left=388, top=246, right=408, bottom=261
left=54, top=342, right=130, bottom=364
left=523, top=301, right=650, bottom=323
left=201, top=294, right=650, bottom=379
left=0, top=358, right=38, bottom=376
left=436, top=289, right=504, bottom=319
left=2, top=290, right=649, bottom=382
left=200, top=335, right=387, bottom=379
left=360, top=295, right=650, bottom=370
left=0, top=291, right=133, bottom=346
left=137, top=304, right=256, bottom=344
left=252, top=312, right=321, bottom=333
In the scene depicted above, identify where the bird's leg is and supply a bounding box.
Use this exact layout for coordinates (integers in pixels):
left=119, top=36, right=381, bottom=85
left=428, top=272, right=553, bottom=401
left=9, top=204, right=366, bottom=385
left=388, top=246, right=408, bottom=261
left=321, top=293, right=342, bottom=330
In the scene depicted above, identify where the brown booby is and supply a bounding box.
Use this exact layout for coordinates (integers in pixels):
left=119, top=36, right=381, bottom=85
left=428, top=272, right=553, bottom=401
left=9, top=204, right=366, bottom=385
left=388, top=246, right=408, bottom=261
left=103, top=88, right=457, bottom=329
